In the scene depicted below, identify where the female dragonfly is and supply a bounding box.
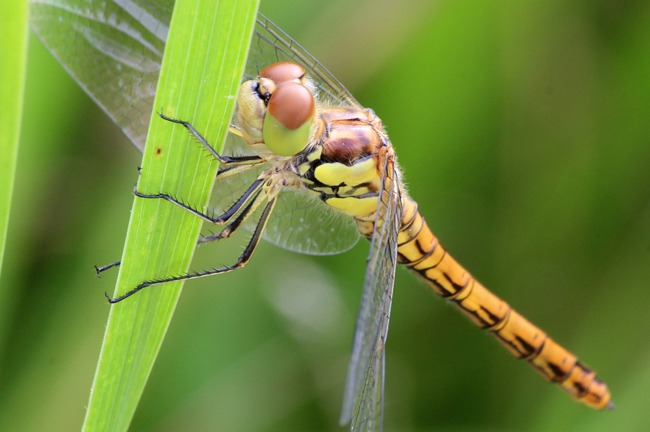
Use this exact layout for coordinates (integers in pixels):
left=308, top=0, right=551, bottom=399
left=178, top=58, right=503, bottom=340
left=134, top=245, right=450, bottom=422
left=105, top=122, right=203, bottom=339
left=30, top=1, right=612, bottom=430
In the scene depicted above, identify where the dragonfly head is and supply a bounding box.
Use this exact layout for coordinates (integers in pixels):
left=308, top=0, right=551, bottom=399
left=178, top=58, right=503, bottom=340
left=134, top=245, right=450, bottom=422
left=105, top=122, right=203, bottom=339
left=237, top=62, right=317, bottom=157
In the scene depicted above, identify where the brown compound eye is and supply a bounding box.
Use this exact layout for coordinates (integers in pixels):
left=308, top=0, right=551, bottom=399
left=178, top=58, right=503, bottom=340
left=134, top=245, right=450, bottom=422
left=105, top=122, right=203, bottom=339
left=263, top=82, right=316, bottom=156
left=260, top=61, right=305, bottom=84
left=267, top=82, right=314, bottom=130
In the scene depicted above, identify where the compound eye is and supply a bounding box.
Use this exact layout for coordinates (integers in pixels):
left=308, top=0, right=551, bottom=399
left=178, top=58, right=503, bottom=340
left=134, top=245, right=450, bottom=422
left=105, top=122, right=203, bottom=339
left=263, top=82, right=315, bottom=156
left=267, top=82, right=314, bottom=129
left=260, top=61, right=305, bottom=84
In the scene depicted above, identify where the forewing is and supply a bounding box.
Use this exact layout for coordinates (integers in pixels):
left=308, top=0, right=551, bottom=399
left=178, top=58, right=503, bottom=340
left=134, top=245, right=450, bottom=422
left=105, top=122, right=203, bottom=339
left=29, top=3, right=360, bottom=145
left=30, top=0, right=170, bottom=151
left=249, top=14, right=362, bottom=110
left=341, top=154, right=403, bottom=431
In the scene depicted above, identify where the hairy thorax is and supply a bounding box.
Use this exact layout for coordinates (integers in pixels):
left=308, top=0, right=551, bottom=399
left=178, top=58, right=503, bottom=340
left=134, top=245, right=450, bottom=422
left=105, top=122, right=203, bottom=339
left=294, top=108, right=387, bottom=219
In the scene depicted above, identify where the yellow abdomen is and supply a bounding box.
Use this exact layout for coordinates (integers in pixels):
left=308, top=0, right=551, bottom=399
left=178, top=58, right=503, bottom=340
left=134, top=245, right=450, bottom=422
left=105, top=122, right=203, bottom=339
left=397, top=196, right=612, bottom=409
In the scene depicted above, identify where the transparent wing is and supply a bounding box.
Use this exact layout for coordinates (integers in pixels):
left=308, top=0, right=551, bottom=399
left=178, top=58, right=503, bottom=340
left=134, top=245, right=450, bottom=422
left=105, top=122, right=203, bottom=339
left=341, top=154, right=403, bottom=432
left=30, top=0, right=360, bottom=255
left=212, top=135, right=359, bottom=255
left=264, top=189, right=360, bottom=255
left=29, top=1, right=360, bottom=150
left=248, top=15, right=361, bottom=110
left=30, top=0, right=170, bottom=151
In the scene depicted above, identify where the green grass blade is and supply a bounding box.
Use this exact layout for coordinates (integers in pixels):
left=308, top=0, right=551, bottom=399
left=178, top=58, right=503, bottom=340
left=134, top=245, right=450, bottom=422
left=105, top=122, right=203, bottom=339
left=81, top=1, right=260, bottom=431
left=0, top=0, right=28, bottom=280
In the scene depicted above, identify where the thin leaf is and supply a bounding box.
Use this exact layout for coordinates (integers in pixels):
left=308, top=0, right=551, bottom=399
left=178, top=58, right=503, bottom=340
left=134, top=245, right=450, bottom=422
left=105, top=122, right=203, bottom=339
left=0, top=0, right=29, bottom=280
left=81, top=1, right=260, bottom=431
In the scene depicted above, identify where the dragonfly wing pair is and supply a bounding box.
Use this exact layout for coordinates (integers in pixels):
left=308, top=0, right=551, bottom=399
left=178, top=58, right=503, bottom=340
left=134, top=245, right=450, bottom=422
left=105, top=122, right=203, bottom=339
left=30, top=0, right=170, bottom=151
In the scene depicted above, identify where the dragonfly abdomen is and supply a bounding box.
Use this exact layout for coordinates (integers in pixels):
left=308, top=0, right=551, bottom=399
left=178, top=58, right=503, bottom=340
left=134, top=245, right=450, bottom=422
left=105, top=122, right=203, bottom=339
left=397, top=197, right=612, bottom=409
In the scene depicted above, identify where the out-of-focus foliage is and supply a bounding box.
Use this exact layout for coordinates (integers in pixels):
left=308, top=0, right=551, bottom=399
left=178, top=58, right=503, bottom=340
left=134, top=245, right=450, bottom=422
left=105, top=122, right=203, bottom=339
left=1, top=1, right=649, bottom=431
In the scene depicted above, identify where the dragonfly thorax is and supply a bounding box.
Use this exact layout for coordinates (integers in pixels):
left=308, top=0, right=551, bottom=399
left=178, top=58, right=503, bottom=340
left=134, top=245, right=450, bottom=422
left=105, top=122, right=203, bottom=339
left=296, top=109, right=389, bottom=220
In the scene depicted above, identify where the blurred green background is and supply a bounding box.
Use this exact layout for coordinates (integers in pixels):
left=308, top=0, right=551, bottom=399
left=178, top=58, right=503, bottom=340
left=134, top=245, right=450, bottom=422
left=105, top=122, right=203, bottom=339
left=2, top=0, right=650, bottom=430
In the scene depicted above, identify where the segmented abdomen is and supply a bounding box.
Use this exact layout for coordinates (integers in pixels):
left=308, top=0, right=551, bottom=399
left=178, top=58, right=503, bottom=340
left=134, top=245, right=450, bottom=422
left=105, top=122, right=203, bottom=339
left=397, top=196, right=612, bottom=409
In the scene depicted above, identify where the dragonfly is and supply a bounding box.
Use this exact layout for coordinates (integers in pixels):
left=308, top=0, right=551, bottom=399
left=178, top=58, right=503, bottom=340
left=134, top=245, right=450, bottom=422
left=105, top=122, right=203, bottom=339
left=30, top=1, right=613, bottom=430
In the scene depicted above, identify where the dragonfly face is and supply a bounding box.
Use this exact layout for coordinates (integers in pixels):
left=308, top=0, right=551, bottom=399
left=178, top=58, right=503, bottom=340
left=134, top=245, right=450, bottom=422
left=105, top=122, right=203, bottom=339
left=238, top=62, right=317, bottom=156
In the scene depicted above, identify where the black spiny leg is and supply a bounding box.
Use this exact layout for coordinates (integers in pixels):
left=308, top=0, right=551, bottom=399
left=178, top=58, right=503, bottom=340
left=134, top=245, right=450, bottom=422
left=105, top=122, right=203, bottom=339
left=198, top=188, right=267, bottom=244
left=94, top=261, right=122, bottom=277
left=134, top=178, right=264, bottom=226
left=106, top=197, right=278, bottom=304
left=97, top=176, right=262, bottom=282
left=159, top=113, right=264, bottom=167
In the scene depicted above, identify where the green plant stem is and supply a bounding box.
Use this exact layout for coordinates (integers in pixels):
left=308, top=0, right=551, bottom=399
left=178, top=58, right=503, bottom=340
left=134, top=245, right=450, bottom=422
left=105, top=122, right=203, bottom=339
left=81, top=1, right=260, bottom=431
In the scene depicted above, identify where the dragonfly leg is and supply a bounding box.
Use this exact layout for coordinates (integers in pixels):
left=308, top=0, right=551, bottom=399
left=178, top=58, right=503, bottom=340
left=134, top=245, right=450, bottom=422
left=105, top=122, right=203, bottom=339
left=228, top=124, right=243, bottom=137
left=134, top=178, right=264, bottom=226
left=106, top=197, right=278, bottom=303
left=94, top=164, right=261, bottom=280
left=215, top=162, right=265, bottom=181
left=159, top=112, right=263, bottom=167
left=198, top=187, right=268, bottom=244
left=94, top=260, right=121, bottom=277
